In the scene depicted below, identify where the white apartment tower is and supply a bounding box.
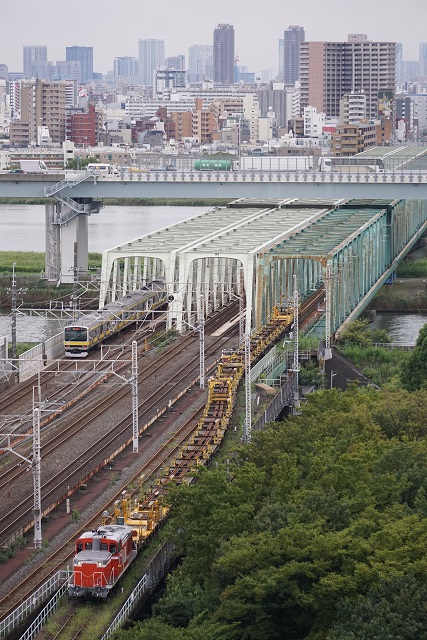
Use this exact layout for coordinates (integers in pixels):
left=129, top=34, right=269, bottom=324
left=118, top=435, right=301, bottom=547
left=138, top=39, right=165, bottom=86
left=23, top=45, right=47, bottom=79
left=188, top=45, right=213, bottom=83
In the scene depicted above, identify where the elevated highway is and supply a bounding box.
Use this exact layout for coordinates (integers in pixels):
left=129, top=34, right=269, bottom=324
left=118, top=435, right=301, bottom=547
left=1, top=168, right=427, bottom=200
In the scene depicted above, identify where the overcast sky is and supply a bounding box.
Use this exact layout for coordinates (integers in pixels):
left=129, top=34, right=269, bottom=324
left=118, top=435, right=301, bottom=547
left=2, top=0, right=425, bottom=76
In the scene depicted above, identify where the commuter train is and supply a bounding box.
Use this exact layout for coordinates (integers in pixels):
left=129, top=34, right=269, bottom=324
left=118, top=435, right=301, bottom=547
left=64, top=281, right=166, bottom=357
left=68, top=525, right=137, bottom=598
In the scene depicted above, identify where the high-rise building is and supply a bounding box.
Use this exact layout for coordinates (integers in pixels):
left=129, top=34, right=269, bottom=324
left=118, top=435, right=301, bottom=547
left=300, top=35, right=396, bottom=119
left=165, top=55, right=185, bottom=70
left=213, top=24, right=235, bottom=85
left=0, top=64, right=8, bottom=82
left=155, top=68, right=186, bottom=97
left=56, top=60, right=81, bottom=82
left=278, top=39, right=284, bottom=80
left=10, top=79, right=67, bottom=145
left=396, top=43, right=404, bottom=84
left=66, top=46, right=93, bottom=83
left=419, top=43, right=427, bottom=80
left=188, top=45, right=213, bottom=82
left=23, top=45, right=47, bottom=79
left=283, top=25, right=305, bottom=86
left=113, top=57, right=139, bottom=83
left=138, top=39, right=165, bottom=86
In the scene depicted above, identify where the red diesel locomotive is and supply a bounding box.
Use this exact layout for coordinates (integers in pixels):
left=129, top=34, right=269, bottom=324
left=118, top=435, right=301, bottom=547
left=68, top=525, right=137, bottom=598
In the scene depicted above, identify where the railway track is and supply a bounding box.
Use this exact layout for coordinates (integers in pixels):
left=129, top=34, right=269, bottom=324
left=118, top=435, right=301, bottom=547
left=0, top=292, right=322, bottom=635
left=0, top=332, right=236, bottom=547
left=0, top=302, right=241, bottom=545
left=0, top=398, right=208, bottom=619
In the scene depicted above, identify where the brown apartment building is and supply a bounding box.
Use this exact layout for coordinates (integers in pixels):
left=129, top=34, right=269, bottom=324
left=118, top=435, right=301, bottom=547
left=10, top=79, right=67, bottom=146
left=300, top=35, right=395, bottom=119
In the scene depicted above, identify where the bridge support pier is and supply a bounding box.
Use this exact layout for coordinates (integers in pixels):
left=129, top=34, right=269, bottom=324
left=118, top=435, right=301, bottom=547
left=45, top=197, right=102, bottom=283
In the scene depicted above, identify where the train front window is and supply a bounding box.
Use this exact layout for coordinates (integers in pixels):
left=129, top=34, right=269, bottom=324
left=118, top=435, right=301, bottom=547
left=65, top=327, right=88, bottom=341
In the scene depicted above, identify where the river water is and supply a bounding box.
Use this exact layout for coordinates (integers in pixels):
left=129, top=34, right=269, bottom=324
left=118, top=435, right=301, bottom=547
left=0, top=204, right=426, bottom=344
left=0, top=203, right=208, bottom=343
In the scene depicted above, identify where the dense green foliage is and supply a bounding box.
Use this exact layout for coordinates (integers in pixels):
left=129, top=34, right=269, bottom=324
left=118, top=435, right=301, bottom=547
left=337, top=318, right=392, bottom=346
left=114, top=387, right=427, bottom=640
left=397, top=257, right=427, bottom=278
left=338, top=344, right=409, bottom=387
left=400, top=324, right=427, bottom=391
left=335, top=319, right=406, bottom=387
left=65, top=155, right=98, bottom=170
left=369, top=290, right=427, bottom=311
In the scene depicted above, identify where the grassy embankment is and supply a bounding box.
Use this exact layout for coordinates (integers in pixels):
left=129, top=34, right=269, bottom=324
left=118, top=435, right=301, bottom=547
left=0, top=252, right=102, bottom=312
left=0, top=197, right=231, bottom=207
left=367, top=258, right=427, bottom=311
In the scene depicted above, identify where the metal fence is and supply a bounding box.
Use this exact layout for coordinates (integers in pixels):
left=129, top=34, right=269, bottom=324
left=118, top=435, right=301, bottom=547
left=0, top=570, right=70, bottom=639
left=17, top=332, right=63, bottom=382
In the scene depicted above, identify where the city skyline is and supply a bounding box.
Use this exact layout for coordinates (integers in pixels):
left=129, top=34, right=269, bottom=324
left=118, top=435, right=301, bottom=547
left=2, top=0, right=426, bottom=77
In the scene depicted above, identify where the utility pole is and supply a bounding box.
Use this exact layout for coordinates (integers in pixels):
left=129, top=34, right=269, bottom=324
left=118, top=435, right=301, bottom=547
left=11, top=262, right=17, bottom=361
left=292, top=274, right=300, bottom=412
left=199, top=294, right=205, bottom=389
left=244, top=333, right=251, bottom=442
left=131, top=340, right=139, bottom=453
left=32, top=407, right=42, bottom=548
left=239, top=267, right=244, bottom=347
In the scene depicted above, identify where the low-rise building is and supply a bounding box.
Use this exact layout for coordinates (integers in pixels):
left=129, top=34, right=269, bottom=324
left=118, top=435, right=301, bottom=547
left=330, top=122, right=376, bottom=156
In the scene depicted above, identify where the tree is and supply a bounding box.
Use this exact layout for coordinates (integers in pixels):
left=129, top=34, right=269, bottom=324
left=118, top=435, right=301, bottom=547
left=400, top=324, right=427, bottom=391
left=328, top=574, right=427, bottom=639
left=114, top=389, right=427, bottom=640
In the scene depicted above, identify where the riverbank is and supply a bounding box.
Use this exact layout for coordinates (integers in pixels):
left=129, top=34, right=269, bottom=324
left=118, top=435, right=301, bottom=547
left=0, top=197, right=231, bottom=207
left=367, top=277, right=427, bottom=311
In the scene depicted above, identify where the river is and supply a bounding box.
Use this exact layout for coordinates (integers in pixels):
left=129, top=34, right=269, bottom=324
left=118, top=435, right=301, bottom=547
left=0, top=204, right=426, bottom=344
left=0, top=203, right=208, bottom=253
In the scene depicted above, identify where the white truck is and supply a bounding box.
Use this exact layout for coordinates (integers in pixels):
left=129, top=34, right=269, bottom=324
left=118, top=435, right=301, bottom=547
left=238, top=156, right=314, bottom=172
left=19, top=159, right=48, bottom=172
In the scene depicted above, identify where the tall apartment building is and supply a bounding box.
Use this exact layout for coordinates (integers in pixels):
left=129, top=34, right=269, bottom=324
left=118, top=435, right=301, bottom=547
left=0, top=64, right=8, bottom=81
left=114, top=57, right=139, bottom=83
left=66, top=46, right=93, bottom=83
left=188, top=45, right=213, bottom=82
left=23, top=45, right=47, bottom=79
left=396, top=43, right=404, bottom=84
left=213, top=24, right=235, bottom=85
left=155, top=69, right=186, bottom=98
left=257, top=82, right=288, bottom=130
left=10, top=79, right=67, bottom=145
left=300, top=35, right=396, bottom=119
left=56, top=61, right=81, bottom=82
left=192, top=97, right=217, bottom=143
left=283, top=25, right=305, bottom=86
left=419, top=43, right=427, bottom=80
left=165, top=55, right=185, bottom=70
left=138, top=39, right=165, bottom=86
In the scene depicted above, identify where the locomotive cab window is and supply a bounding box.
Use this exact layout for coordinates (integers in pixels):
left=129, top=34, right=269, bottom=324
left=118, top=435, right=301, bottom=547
left=110, top=543, right=117, bottom=554
left=85, top=542, right=92, bottom=550
left=100, top=542, right=109, bottom=551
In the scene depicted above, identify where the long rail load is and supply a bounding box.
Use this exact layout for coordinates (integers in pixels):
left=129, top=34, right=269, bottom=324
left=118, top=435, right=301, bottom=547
left=68, top=287, right=324, bottom=598
left=64, top=281, right=166, bottom=357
